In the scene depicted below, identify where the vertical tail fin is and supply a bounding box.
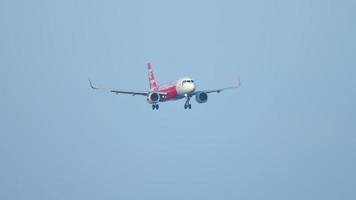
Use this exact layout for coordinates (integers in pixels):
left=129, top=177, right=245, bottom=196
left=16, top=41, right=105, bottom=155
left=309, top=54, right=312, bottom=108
left=147, top=63, right=158, bottom=89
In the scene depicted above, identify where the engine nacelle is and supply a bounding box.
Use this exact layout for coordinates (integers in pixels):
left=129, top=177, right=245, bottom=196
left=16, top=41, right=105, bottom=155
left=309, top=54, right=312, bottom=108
left=195, top=92, right=208, bottom=104
left=147, top=92, right=160, bottom=103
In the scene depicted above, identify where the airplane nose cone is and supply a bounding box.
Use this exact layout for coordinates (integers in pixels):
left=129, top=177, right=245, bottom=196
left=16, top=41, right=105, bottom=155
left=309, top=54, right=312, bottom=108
left=186, top=83, right=196, bottom=93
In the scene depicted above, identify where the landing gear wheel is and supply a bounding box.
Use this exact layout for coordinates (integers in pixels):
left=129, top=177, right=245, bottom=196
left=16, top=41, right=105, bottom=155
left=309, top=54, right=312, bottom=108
left=184, top=104, right=192, bottom=110
left=152, top=104, right=159, bottom=110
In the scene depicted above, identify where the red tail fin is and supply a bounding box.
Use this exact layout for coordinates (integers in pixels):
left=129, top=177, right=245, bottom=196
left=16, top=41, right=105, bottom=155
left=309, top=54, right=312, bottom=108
left=147, top=63, right=158, bottom=89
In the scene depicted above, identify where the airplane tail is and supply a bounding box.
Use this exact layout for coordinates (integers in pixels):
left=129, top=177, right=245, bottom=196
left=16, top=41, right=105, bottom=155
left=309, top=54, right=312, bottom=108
left=147, top=63, right=158, bottom=90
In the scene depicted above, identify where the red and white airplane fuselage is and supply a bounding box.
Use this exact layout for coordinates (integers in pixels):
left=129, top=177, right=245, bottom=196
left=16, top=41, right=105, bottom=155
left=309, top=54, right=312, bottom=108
left=147, top=78, right=196, bottom=102
left=90, top=63, right=239, bottom=110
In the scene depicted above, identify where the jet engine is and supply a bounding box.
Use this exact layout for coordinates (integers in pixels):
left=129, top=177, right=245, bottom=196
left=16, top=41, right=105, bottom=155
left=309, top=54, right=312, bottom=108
left=195, top=92, right=208, bottom=103
left=147, top=92, right=160, bottom=103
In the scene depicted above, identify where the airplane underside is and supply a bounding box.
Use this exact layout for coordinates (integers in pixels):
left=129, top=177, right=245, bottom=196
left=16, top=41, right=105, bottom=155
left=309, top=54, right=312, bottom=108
left=150, top=94, right=192, bottom=110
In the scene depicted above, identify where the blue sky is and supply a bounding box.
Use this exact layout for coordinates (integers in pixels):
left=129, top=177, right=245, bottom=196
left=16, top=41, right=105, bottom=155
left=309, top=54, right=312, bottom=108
left=1, top=0, right=355, bottom=199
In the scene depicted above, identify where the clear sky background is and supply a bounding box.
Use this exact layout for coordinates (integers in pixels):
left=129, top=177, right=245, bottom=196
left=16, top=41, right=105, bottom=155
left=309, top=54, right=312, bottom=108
left=1, top=0, right=355, bottom=199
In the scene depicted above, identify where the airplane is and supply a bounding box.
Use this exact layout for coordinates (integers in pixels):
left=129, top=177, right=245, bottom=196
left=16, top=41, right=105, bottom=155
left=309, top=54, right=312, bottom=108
left=89, top=63, right=240, bottom=110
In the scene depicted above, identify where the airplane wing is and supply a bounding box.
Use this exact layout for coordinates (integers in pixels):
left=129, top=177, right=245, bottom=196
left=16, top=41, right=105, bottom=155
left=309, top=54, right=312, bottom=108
left=193, top=79, right=241, bottom=95
left=89, top=79, right=148, bottom=96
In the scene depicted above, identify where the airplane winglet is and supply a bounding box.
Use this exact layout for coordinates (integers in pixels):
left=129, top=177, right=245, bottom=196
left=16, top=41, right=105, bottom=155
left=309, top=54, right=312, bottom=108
left=88, top=79, right=98, bottom=90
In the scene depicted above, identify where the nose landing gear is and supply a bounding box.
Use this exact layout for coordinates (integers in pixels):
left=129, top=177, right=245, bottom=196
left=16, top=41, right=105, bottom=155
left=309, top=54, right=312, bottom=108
left=184, top=104, right=192, bottom=109
left=184, top=94, right=192, bottom=110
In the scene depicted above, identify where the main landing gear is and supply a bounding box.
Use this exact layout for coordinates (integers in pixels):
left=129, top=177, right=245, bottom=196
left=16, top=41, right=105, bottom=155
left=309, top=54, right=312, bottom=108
left=184, top=94, right=192, bottom=110
left=152, top=104, right=159, bottom=110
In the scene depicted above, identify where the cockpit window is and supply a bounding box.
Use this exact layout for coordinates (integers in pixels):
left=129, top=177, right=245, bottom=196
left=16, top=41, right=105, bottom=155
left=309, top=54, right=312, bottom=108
left=183, top=80, right=194, bottom=83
